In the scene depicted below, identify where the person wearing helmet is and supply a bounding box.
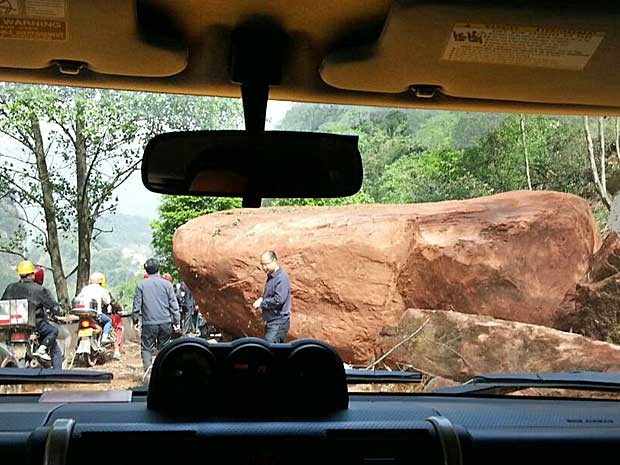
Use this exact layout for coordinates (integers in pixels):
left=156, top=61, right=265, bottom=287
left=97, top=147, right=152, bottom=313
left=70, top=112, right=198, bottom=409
left=132, top=258, right=180, bottom=371
left=1, top=260, right=61, bottom=366
left=76, top=272, right=114, bottom=345
left=31, top=265, right=68, bottom=367
left=33, top=266, right=45, bottom=286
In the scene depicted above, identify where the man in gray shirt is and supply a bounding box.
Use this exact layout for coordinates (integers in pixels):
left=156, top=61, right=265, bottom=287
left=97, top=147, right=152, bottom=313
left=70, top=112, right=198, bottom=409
left=132, top=258, right=180, bottom=371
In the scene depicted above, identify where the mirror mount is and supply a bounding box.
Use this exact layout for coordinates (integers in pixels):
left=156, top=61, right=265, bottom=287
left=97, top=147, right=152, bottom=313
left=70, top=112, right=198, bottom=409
left=231, top=20, right=289, bottom=208
left=143, top=22, right=362, bottom=200
left=240, top=82, right=267, bottom=208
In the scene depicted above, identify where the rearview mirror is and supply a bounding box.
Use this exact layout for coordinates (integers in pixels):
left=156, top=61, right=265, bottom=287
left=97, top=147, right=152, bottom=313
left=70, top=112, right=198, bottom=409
left=141, top=131, right=363, bottom=198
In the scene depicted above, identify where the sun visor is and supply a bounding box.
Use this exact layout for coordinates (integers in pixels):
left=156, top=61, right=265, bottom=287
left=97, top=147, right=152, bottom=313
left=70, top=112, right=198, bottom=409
left=0, top=0, right=187, bottom=77
left=320, top=0, right=620, bottom=107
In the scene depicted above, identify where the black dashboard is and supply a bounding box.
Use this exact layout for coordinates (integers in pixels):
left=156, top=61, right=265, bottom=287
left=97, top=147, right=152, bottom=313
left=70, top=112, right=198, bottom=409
left=1, top=338, right=619, bottom=465
left=3, top=393, right=620, bottom=465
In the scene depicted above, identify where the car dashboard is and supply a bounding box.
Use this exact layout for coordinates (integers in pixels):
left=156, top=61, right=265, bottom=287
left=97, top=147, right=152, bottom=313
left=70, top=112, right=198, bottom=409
left=2, top=392, right=620, bottom=465
left=1, top=338, right=620, bottom=464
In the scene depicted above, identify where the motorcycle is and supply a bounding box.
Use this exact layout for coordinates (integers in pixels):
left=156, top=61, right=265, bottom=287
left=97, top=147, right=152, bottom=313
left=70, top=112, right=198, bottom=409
left=0, top=299, right=69, bottom=368
left=70, top=297, right=117, bottom=367
left=197, top=314, right=223, bottom=343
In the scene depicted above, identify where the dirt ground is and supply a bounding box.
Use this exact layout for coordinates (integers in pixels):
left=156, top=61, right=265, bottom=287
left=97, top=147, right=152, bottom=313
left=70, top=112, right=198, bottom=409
left=6, top=325, right=620, bottom=398
left=0, top=325, right=145, bottom=394
left=57, top=324, right=146, bottom=392
left=79, top=339, right=145, bottom=390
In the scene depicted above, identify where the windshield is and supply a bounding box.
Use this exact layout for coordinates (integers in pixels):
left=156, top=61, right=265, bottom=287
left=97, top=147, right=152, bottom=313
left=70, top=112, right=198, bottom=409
left=0, top=82, right=618, bottom=398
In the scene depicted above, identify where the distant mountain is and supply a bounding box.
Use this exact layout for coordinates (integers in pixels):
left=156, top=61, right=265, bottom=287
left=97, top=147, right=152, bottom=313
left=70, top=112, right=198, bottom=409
left=96, top=213, right=152, bottom=250
left=91, top=213, right=152, bottom=289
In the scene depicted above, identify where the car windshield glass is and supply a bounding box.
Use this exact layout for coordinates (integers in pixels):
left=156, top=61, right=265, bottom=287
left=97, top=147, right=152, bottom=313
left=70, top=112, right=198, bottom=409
left=0, top=82, right=619, bottom=398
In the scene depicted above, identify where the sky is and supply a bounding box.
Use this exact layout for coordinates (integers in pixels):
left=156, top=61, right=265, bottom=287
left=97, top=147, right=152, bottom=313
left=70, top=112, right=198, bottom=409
left=115, top=100, right=293, bottom=219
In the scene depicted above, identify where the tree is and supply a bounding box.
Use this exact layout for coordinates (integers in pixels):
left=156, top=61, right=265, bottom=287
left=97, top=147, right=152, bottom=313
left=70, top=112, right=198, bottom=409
left=584, top=116, right=612, bottom=209
left=520, top=115, right=533, bottom=190
left=376, top=148, right=493, bottom=203
left=0, top=200, right=26, bottom=291
left=0, top=84, right=243, bottom=304
left=151, top=196, right=242, bottom=279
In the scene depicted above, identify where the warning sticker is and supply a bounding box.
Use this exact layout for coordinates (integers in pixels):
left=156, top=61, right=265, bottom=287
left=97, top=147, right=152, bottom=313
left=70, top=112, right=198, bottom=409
left=25, top=0, right=65, bottom=19
left=442, top=23, right=605, bottom=70
left=0, top=16, right=65, bottom=40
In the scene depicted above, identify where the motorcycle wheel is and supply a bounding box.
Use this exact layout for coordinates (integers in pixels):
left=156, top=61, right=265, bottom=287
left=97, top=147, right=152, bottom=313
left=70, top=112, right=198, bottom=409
left=80, top=352, right=97, bottom=367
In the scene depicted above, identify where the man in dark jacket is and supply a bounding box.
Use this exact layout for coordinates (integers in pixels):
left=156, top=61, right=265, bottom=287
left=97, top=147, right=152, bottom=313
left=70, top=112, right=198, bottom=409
left=175, top=281, right=197, bottom=335
left=132, top=258, right=180, bottom=371
left=252, top=251, right=291, bottom=343
left=1, top=260, right=62, bottom=368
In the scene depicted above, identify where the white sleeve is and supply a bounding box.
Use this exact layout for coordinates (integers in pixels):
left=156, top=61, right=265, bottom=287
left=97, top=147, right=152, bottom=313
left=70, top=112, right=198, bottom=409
left=102, top=289, right=112, bottom=305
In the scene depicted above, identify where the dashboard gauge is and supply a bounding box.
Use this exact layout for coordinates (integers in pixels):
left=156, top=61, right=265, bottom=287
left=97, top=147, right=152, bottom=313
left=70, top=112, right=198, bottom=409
left=149, top=341, right=216, bottom=414
left=223, top=342, right=275, bottom=412
left=287, top=342, right=348, bottom=413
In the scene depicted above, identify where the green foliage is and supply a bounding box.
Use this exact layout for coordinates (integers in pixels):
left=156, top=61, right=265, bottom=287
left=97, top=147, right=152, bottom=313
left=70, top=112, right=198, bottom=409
left=151, top=196, right=241, bottom=279
left=267, top=190, right=374, bottom=207
left=112, top=274, right=144, bottom=314
left=377, top=148, right=493, bottom=203
left=278, top=104, right=347, bottom=131
left=276, top=104, right=515, bottom=204
left=461, top=115, right=591, bottom=196
left=593, top=205, right=610, bottom=231
left=277, top=104, right=599, bottom=210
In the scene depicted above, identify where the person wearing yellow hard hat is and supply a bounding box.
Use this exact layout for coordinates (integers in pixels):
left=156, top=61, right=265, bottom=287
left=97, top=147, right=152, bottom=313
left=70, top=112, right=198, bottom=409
left=1, top=260, right=62, bottom=366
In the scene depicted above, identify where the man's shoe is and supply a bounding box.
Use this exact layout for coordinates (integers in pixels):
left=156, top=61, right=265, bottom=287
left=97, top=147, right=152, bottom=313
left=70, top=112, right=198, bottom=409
left=113, top=351, right=121, bottom=360
left=101, top=334, right=110, bottom=344
left=34, top=345, right=51, bottom=362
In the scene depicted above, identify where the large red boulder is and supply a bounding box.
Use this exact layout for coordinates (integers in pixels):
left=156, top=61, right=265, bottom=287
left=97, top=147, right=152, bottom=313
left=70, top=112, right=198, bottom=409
left=173, top=191, right=598, bottom=362
left=381, top=309, right=620, bottom=381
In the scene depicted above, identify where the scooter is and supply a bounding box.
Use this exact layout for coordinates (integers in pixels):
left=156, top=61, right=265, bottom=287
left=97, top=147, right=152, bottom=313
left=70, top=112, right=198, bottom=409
left=70, top=298, right=116, bottom=367
left=197, top=314, right=223, bottom=343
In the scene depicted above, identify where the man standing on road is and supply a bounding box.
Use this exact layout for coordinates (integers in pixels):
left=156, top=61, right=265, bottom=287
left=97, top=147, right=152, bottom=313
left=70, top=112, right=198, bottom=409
left=175, top=281, right=197, bottom=335
left=252, top=251, right=291, bottom=343
left=132, top=258, right=180, bottom=371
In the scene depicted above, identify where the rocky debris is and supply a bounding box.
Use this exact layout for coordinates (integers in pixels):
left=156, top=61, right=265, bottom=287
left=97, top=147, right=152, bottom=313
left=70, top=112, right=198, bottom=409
left=585, top=232, right=620, bottom=282
left=560, top=233, right=620, bottom=344
left=422, top=376, right=460, bottom=392
left=380, top=309, right=620, bottom=381
left=173, top=191, right=598, bottom=363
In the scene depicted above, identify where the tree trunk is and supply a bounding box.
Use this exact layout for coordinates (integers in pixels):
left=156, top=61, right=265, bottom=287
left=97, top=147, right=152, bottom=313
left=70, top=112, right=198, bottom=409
left=584, top=116, right=611, bottom=209
left=75, top=104, right=92, bottom=294
left=30, top=115, right=70, bottom=307
left=519, top=114, right=533, bottom=190
left=600, top=117, right=607, bottom=196
left=615, top=117, right=620, bottom=164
